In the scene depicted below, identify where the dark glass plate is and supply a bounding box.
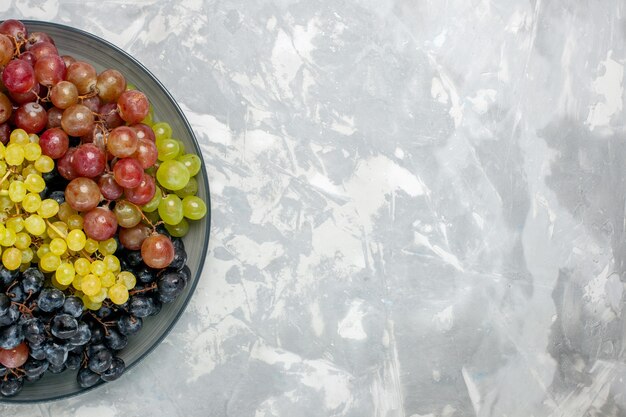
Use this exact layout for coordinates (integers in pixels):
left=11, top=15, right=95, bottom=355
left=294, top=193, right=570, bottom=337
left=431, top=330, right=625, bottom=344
left=0, top=20, right=211, bottom=402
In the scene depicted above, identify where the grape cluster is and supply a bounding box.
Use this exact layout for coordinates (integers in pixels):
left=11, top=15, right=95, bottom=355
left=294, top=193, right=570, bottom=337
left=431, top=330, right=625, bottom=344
left=0, top=19, right=207, bottom=397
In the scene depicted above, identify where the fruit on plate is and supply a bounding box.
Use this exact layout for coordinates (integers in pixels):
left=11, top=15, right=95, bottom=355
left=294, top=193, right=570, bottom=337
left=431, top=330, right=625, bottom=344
left=0, top=19, right=207, bottom=396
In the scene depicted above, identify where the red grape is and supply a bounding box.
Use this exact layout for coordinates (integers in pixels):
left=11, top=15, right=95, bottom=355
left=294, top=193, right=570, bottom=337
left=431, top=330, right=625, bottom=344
left=113, top=157, right=143, bottom=188
left=0, top=342, right=29, bottom=369
left=9, top=84, right=40, bottom=105
left=96, top=69, right=126, bottom=102
left=61, top=104, right=94, bottom=137
left=98, top=173, right=124, bottom=200
left=124, top=173, right=155, bottom=205
left=50, top=80, right=78, bottom=109
left=65, top=177, right=101, bottom=211
left=13, top=101, right=47, bottom=133
left=0, top=123, right=9, bottom=144
left=57, top=147, right=78, bottom=180
left=29, top=41, right=58, bottom=61
left=47, top=106, right=63, bottom=129
left=0, top=34, right=14, bottom=67
left=117, top=90, right=149, bottom=124
left=141, top=234, right=174, bottom=269
left=18, top=51, right=36, bottom=67
left=34, top=54, right=65, bottom=86
left=72, top=143, right=106, bottom=178
left=83, top=207, right=118, bottom=241
left=0, top=92, right=12, bottom=124
left=133, top=137, right=158, bottom=169
left=119, top=223, right=150, bottom=250
left=39, top=127, right=69, bottom=159
left=26, top=31, right=55, bottom=48
left=0, top=20, right=27, bottom=40
left=66, top=61, right=96, bottom=95
left=107, top=126, right=137, bottom=158
left=99, top=102, right=124, bottom=129
left=131, top=123, right=156, bottom=142
left=60, top=54, right=76, bottom=68
left=81, top=95, right=101, bottom=113
left=2, top=59, right=36, bottom=93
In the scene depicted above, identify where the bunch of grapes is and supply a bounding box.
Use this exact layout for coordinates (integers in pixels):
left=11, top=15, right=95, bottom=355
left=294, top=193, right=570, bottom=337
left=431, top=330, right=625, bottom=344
left=0, top=19, right=207, bottom=396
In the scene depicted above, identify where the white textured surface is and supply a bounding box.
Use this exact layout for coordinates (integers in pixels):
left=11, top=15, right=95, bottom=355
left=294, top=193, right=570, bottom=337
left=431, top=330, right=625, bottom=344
left=2, top=0, right=626, bottom=416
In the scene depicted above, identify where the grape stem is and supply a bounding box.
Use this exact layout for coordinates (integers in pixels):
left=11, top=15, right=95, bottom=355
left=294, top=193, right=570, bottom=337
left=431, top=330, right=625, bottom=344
left=0, top=170, right=12, bottom=188
left=129, top=282, right=157, bottom=295
left=88, top=312, right=110, bottom=336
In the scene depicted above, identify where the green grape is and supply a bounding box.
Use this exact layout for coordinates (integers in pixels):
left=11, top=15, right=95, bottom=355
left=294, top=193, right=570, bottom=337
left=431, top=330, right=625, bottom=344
left=56, top=262, right=75, bottom=286
left=39, top=252, right=61, bottom=272
left=5, top=143, right=24, bottom=166
left=66, top=214, right=83, bottom=230
left=142, top=190, right=161, bottom=212
left=47, top=221, right=68, bottom=239
left=103, top=255, right=120, bottom=273
left=82, top=296, right=102, bottom=311
left=25, top=174, right=45, bottom=193
left=49, top=238, right=67, bottom=256
left=34, top=155, right=54, bottom=173
left=9, top=129, right=29, bottom=144
left=158, top=194, right=184, bottom=225
left=109, top=283, right=129, bottom=305
left=21, top=247, right=33, bottom=264
left=6, top=217, right=23, bottom=233
left=90, top=260, right=106, bottom=276
left=156, top=160, right=190, bottom=191
left=2, top=247, right=21, bottom=270
left=152, top=122, right=172, bottom=141
left=101, top=271, right=116, bottom=287
left=36, top=243, right=50, bottom=260
left=174, top=177, right=198, bottom=198
left=23, top=142, right=41, bottom=161
left=8, top=181, right=26, bottom=202
left=165, top=218, right=189, bottom=237
left=85, top=238, right=99, bottom=254
left=156, top=138, right=180, bottom=161
left=0, top=229, right=16, bottom=247
left=66, top=230, right=86, bottom=252
left=182, top=196, right=207, bottom=220
left=89, top=288, right=108, bottom=303
left=0, top=196, right=11, bottom=211
left=81, top=274, right=101, bottom=296
left=117, top=271, right=136, bottom=290
left=24, top=215, right=46, bottom=236
left=14, top=232, right=30, bottom=250
left=38, top=199, right=59, bottom=218
left=175, top=140, right=185, bottom=157
left=22, top=193, right=41, bottom=213
left=74, top=258, right=90, bottom=276
left=0, top=161, right=6, bottom=177
left=143, top=210, right=160, bottom=224
left=177, top=153, right=201, bottom=176
left=98, top=238, right=117, bottom=255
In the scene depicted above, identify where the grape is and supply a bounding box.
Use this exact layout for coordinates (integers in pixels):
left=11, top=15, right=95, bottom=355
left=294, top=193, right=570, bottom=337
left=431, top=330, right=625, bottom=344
left=113, top=157, right=143, bottom=188
left=174, top=176, right=198, bottom=198
left=39, top=127, right=69, bottom=159
left=0, top=375, right=23, bottom=397
left=132, top=123, right=156, bottom=142
left=117, top=90, right=149, bottom=124
left=26, top=31, right=54, bottom=47
left=47, top=106, right=63, bottom=129
left=50, top=314, right=78, bottom=339
left=0, top=342, right=28, bottom=369
left=29, top=41, right=58, bottom=61
left=23, top=318, right=45, bottom=345
left=9, top=84, right=40, bottom=105
left=119, top=224, right=150, bottom=250
left=113, top=200, right=141, bottom=228
left=37, top=288, right=65, bottom=312
left=65, top=177, right=101, bottom=211
left=152, top=122, right=172, bottom=141
left=156, top=138, right=179, bottom=161
left=157, top=271, right=186, bottom=302
left=81, top=95, right=101, bottom=113
left=0, top=123, right=10, bottom=144
left=88, top=347, right=112, bottom=374
left=96, top=69, right=126, bottom=102
left=13, top=102, right=47, bottom=134
left=2, top=60, right=36, bottom=94
left=66, top=61, right=96, bottom=94
left=164, top=218, right=189, bottom=237
left=57, top=147, right=78, bottom=180
left=142, top=190, right=161, bottom=212
left=156, top=160, right=190, bottom=191
left=158, top=194, right=184, bottom=225
left=68, top=322, right=91, bottom=346
left=99, top=102, right=124, bottom=129
left=124, top=172, right=155, bottom=205
left=134, top=137, right=158, bottom=169
left=77, top=367, right=100, bottom=388
left=0, top=34, right=13, bottom=67
left=0, top=19, right=27, bottom=39
left=0, top=93, right=12, bottom=124
left=107, top=126, right=137, bottom=158
left=33, top=54, right=66, bottom=86
left=141, top=234, right=174, bottom=269
left=50, top=81, right=78, bottom=109
left=83, top=207, right=118, bottom=241
left=60, top=54, right=75, bottom=68
left=71, top=143, right=106, bottom=178
left=177, top=153, right=202, bottom=176
left=17, top=51, right=36, bottom=67
left=61, top=104, right=95, bottom=137
left=98, top=173, right=124, bottom=200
